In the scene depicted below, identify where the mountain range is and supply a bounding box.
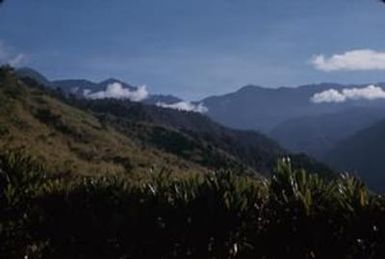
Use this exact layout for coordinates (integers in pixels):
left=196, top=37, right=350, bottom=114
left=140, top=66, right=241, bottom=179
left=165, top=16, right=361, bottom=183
left=16, top=67, right=183, bottom=105
left=2, top=66, right=333, bottom=181
left=14, top=66, right=385, bottom=191
left=200, top=82, right=385, bottom=191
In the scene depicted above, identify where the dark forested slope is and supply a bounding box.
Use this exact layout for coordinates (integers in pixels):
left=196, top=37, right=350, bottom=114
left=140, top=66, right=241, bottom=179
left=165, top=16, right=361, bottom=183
left=270, top=107, right=385, bottom=158
left=325, top=119, right=385, bottom=191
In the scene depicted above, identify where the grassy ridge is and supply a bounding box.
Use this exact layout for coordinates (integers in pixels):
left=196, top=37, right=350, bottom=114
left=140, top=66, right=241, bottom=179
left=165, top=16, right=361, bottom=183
left=1, top=152, right=384, bottom=259
left=0, top=67, right=212, bottom=177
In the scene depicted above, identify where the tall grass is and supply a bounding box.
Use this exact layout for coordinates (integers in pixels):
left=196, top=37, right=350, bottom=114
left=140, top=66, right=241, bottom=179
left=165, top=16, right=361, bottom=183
left=1, top=153, right=385, bottom=258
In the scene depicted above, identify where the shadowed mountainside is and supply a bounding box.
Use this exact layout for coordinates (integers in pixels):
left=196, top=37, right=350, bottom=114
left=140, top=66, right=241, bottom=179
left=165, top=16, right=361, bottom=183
left=325, top=118, right=385, bottom=191
left=270, top=107, right=385, bottom=158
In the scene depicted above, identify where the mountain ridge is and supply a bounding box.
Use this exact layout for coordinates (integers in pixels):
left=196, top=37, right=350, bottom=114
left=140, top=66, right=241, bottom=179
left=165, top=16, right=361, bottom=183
left=8, top=66, right=333, bottom=178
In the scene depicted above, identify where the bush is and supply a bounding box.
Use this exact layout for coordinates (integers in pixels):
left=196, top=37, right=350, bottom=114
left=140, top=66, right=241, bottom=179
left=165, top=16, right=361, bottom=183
left=1, top=154, right=385, bottom=258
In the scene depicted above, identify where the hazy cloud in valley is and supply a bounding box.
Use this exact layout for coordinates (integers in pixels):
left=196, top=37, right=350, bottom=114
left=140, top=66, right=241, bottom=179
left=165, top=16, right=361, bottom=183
left=84, top=82, right=149, bottom=101
left=311, top=85, right=385, bottom=103
left=156, top=101, right=208, bottom=113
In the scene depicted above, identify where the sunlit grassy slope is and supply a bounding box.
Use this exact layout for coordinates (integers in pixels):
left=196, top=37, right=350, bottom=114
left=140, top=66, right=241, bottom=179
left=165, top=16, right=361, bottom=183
left=0, top=68, right=209, bottom=177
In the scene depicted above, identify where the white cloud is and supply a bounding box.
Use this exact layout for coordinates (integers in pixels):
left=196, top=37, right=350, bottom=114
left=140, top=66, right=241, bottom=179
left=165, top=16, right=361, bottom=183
left=156, top=101, right=208, bottom=113
left=311, top=49, right=385, bottom=71
left=84, top=82, right=149, bottom=102
left=0, top=40, right=27, bottom=67
left=311, top=85, right=385, bottom=103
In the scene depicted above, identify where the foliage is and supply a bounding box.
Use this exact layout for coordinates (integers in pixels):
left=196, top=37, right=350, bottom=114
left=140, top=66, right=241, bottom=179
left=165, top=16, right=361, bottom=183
left=1, top=153, right=385, bottom=259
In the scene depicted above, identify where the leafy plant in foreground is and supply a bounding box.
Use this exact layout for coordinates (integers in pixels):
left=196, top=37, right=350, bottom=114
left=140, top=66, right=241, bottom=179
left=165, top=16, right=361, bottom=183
left=1, top=153, right=385, bottom=258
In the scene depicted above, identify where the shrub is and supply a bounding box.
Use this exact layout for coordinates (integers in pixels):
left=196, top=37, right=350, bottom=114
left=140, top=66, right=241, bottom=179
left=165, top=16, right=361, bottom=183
left=1, top=154, right=385, bottom=258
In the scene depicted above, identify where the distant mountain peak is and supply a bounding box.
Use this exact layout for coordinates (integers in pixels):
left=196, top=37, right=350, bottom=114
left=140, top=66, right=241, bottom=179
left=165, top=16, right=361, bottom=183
left=236, top=84, right=266, bottom=93
left=100, top=78, right=123, bottom=85
left=99, top=78, right=136, bottom=91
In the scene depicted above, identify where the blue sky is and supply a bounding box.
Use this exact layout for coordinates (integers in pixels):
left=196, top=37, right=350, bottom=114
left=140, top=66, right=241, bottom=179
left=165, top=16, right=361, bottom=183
left=1, top=0, right=385, bottom=99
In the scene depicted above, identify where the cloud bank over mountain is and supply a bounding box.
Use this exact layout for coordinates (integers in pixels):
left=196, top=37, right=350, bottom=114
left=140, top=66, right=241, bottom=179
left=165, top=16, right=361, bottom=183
left=311, top=49, right=385, bottom=72
left=311, top=85, right=385, bottom=103
left=84, top=82, right=149, bottom=101
left=156, top=101, right=208, bottom=113
left=82, top=81, right=207, bottom=113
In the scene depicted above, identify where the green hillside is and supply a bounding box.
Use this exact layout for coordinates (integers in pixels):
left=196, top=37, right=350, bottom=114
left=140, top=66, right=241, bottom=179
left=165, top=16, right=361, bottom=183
left=2, top=67, right=301, bottom=179
left=0, top=67, right=210, bottom=177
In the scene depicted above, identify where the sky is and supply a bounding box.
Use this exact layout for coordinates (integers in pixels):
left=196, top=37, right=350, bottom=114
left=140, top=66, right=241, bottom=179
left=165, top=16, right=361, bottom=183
left=1, top=0, right=385, bottom=100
